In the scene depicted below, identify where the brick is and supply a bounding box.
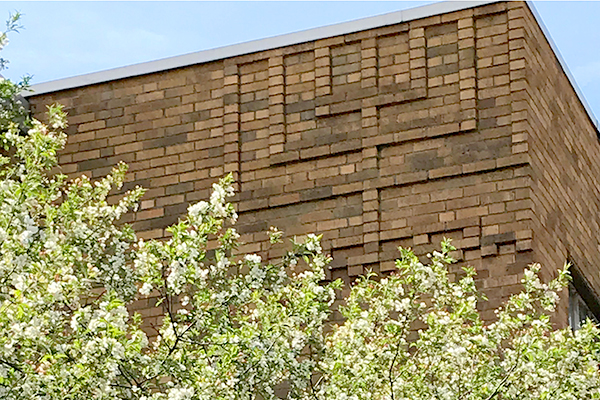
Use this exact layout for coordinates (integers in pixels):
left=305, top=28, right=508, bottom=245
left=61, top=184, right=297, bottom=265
left=413, top=234, right=429, bottom=245
left=78, top=120, right=105, bottom=132
left=136, top=208, right=164, bottom=220
left=481, top=244, right=498, bottom=257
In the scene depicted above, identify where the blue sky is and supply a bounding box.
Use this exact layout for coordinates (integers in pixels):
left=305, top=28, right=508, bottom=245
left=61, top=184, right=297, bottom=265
left=1, top=2, right=599, bottom=123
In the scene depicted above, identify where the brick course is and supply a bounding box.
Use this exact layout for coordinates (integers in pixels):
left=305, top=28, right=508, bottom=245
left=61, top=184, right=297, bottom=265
left=28, top=1, right=600, bottom=328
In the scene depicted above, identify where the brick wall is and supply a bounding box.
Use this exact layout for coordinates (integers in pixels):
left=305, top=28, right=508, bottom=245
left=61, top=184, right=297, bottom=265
left=515, top=5, right=600, bottom=326
left=28, top=1, right=600, bottom=327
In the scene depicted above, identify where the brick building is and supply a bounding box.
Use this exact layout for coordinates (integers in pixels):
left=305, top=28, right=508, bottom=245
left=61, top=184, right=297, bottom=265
left=25, top=0, right=600, bottom=328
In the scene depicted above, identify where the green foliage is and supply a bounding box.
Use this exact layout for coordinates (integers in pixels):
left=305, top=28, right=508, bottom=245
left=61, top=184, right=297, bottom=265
left=1, top=14, right=600, bottom=400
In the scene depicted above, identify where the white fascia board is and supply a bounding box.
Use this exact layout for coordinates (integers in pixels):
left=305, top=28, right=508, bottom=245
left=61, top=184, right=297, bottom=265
left=25, top=0, right=497, bottom=96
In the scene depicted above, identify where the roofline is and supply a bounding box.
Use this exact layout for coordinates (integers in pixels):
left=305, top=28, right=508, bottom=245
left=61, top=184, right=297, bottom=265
left=24, top=0, right=497, bottom=96
left=524, top=1, right=599, bottom=132
left=22, top=0, right=598, bottom=133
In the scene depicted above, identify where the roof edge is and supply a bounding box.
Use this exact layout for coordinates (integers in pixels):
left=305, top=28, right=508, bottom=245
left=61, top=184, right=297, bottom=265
left=525, top=1, right=599, bottom=134
left=24, top=0, right=497, bottom=96
left=23, top=1, right=599, bottom=134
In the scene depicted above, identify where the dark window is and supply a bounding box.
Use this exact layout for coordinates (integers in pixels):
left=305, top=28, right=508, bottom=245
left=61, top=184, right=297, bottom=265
left=568, top=264, right=600, bottom=330
left=569, top=284, right=599, bottom=330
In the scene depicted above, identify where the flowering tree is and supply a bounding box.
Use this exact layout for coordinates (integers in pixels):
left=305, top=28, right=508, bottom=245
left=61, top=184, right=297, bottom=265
left=2, top=16, right=600, bottom=400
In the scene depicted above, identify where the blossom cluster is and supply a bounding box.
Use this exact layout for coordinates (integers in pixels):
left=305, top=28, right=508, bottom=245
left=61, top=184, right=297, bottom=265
left=2, top=16, right=600, bottom=400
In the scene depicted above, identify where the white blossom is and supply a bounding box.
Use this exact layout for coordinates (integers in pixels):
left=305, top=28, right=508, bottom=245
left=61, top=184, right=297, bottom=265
left=188, top=201, right=209, bottom=219
left=244, top=254, right=262, bottom=265
left=139, top=282, right=153, bottom=296
left=167, top=387, right=194, bottom=400
left=47, top=281, right=62, bottom=297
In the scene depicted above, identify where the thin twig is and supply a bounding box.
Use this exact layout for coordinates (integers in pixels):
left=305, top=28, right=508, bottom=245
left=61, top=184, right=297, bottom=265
left=485, top=336, right=524, bottom=400
left=388, top=338, right=404, bottom=400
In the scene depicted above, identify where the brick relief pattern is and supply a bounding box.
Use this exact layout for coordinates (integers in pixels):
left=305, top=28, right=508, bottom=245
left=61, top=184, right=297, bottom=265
left=377, top=32, right=410, bottom=93
left=238, top=60, right=270, bottom=196
left=331, top=42, right=362, bottom=97
left=29, top=2, right=594, bottom=324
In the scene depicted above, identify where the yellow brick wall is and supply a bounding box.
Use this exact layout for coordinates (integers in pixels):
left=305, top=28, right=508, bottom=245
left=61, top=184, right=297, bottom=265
left=28, top=1, right=600, bottom=328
